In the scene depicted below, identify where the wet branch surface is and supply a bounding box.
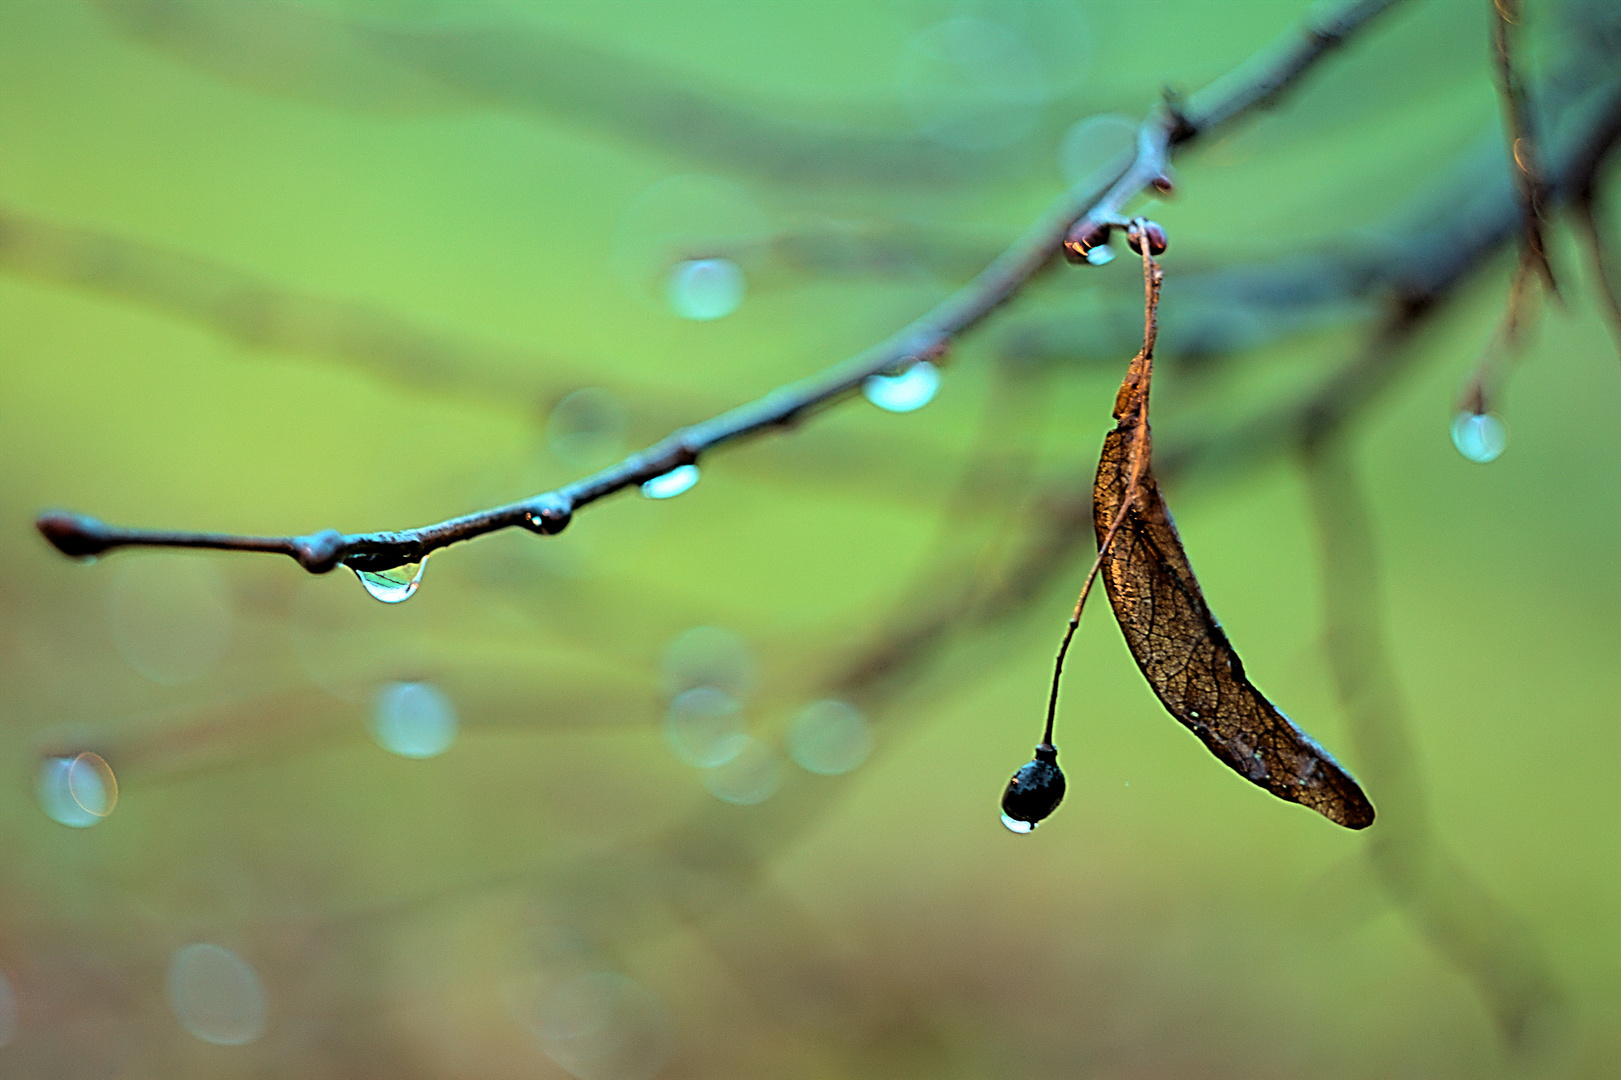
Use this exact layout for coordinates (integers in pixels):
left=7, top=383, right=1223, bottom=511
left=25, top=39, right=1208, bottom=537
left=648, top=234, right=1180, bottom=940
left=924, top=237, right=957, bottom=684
left=35, top=0, right=1405, bottom=575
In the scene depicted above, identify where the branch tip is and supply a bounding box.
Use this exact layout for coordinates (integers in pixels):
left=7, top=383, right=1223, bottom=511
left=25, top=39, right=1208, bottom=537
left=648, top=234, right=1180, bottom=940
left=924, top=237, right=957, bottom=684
left=36, top=510, right=113, bottom=560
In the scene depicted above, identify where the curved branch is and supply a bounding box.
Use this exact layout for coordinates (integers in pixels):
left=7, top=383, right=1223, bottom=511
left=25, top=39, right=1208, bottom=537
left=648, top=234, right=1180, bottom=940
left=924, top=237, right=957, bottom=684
left=36, top=0, right=1405, bottom=574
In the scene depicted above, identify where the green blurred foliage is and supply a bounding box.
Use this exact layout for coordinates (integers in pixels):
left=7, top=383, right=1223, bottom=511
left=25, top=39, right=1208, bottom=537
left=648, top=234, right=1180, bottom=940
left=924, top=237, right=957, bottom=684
left=1, top=1, right=1619, bottom=1078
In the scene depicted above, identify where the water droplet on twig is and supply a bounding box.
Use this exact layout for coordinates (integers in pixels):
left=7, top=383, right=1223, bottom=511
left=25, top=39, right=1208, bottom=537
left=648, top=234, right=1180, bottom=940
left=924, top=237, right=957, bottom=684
left=641, top=465, right=700, bottom=500
left=863, top=360, right=940, bottom=413
left=353, top=559, right=427, bottom=603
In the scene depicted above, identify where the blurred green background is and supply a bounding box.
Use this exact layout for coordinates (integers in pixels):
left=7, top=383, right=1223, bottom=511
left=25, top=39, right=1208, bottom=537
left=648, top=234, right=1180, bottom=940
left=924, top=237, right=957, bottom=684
left=3, top=1, right=1619, bottom=1077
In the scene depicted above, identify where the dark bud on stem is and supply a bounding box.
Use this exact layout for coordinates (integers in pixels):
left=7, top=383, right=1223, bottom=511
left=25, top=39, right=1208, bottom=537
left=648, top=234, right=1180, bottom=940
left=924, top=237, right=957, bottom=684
left=1126, top=220, right=1168, bottom=256
left=1151, top=174, right=1175, bottom=196
left=1063, top=221, right=1113, bottom=265
left=1001, top=743, right=1066, bottom=832
left=35, top=511, right=113, bottom=560
left=521, top=497, right=574, bottom=536
left=292, top=529, right=346, bottom=574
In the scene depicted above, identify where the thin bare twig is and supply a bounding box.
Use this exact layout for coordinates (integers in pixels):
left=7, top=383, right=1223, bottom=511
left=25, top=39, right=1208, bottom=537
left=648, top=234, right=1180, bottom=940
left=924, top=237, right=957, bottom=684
left=1043, top=233, right=1161, bottom=746
left=1492, top=0, right=1559, bottom=295
left=35, top=0, right=1404, bottom=574
left=1300, top=435, right=1562, bottom=1048
left=1573, top=188, right=1621, bottom=360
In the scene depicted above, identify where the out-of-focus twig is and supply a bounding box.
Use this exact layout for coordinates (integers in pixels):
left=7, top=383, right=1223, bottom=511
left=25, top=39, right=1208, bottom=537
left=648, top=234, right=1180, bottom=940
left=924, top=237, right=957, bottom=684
left=0, top=202, right=585, bottom=408
left=1299, top=434, right=1563, bottom=1049
left=1572, top=187, right=1621, bottom=360
left=1493, top=0, right=1559, bottom=295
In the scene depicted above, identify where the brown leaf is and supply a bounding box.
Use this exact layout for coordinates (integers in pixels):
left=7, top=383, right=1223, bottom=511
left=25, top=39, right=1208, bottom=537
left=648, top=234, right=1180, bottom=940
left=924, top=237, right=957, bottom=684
left=1093, top=359, right=1374, bottom=829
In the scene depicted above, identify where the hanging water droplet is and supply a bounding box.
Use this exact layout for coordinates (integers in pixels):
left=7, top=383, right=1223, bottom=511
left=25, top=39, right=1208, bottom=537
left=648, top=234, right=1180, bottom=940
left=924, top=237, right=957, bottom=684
left=36, top=754, right=115, bottom=828
left=371, top=681, right=458, bottom=758
left=1000, top=812, right=1035, bottom=834
left=702, top=737, right=783, bottom=805
left=67, top=752, right=117, bottom=817
left=659, top=625, right=757, bottom=700
left=166, top=943, right=267, bottom=1045
left=787, top=699, right=873, bottom=776
left=1451, top=410, right=1507, bottom=463
left=863, top=360, right=940, bottom=413
left=641, top=464, right=700, bottom=500
left=664, top=686, right=748, bottom=768
left=1084, top=243, right=1115, bottom=266
left=667, top=257, right=746, bottom=321
left=1001, top=743, right=1065, bottom=832
left=353, top=558, right=427, bottom=603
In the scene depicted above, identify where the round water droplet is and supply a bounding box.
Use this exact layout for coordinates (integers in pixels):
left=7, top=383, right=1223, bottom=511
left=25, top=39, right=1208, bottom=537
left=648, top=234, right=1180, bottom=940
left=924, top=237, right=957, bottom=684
left=1000, top=812, right=1035, bottom=834
left=667, top=258, right=745, bottom=321
left=1058, top=113, right=1137, bottom=187
left=659, top=626, right=757, bottom=700
left=863, top=360, right=940, bottom=413
left=611, top=174, right=765, bottom=307
left=640, top=464, right=700, bottom=500
left=702, top=737, right=783, bottom=805
left=107, top=555, right=233, bottom=685
left=896, top=17, right=1050, bottom=151
left=166, top=943, right=267, bottom=1045
left=35, top=755, right=112, bottom=828
left=787, top=699, right=873, bottom=776
left=353, top=558, right=427, bottom=603
left=532, top=972, right=673, bottom=1080
left=549, top=388, right=628, bottom=469
left=1084, top=243, right=1115, bottom=266
left=0, top=969, right=16, bottom=1048
left=371, top=681, right=458, bottom=758
left=1451, top=410, right=1507, bottom=463
left=66, top=752, right=117, bottom=818
left=663, top=686, right=748, bottom=768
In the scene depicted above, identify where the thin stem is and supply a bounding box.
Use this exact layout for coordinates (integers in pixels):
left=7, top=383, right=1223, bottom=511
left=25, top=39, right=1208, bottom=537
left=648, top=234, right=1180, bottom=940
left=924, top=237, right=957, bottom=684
left=35, top=0, right=1405, bottom=574
left=1042, top=234, right=1162, bottom=747
left=1491, top=0, right=1559, bottom=296
left=1573, top=189, right=1621, bottom=361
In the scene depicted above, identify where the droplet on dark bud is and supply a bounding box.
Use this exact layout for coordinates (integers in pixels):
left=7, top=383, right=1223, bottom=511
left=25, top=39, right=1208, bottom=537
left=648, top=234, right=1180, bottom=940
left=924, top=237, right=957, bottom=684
left=36, top=511, right=113, bottom=560
left=1001, top=743, right=1065, bottom=832
left=522, top=498, right=573, bottom=535
left=1063, top=221, right=1113, bottom=265
left=1126, top=220, right=1168, bottom=256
